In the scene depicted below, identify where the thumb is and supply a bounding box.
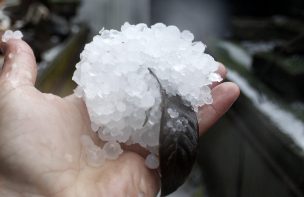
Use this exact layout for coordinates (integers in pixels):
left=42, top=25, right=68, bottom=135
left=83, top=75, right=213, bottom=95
left=0, top=39, right=37, bottom=86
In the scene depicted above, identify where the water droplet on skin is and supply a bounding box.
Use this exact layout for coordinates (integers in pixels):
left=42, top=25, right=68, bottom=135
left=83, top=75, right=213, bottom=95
left=8, top=53, right=13, bottom=59
left=12, top=63, right=18, bottom=70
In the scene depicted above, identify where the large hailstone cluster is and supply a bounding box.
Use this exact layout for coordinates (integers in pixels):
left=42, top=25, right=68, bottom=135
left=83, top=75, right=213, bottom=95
left=73, top=23, right=221, bottom=168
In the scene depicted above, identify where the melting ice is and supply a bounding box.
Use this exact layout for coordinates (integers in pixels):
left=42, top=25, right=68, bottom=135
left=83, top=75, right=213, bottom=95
left=73, top=23, right=221, bottom=168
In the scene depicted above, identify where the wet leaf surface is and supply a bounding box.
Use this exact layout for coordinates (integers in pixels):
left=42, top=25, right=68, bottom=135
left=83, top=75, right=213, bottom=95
left=148, top=68, right=199, bottom=196
left=159, top=94, right=199, bottom=196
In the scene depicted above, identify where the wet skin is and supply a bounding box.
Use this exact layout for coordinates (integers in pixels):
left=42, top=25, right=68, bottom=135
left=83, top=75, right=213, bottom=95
left=0, top=39, right=239, bottom=196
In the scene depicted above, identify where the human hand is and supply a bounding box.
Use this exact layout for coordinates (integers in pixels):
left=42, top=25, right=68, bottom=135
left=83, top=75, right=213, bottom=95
left=0, top=39, right=239, bottom=196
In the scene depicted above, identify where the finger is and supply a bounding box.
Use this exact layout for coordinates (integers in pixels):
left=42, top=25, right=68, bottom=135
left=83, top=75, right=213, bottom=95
left=0, top=39, right=37, bottom=86
left=210, top=63, right=227, bottom=89
left=198, top=82, right=240, bottom=135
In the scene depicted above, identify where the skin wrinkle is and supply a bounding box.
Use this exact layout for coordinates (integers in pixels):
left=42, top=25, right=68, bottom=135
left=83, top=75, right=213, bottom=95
left=0, top=117, right=79, bottom=195
left=0, top=182, right=38, bottom=197
left=39, top=168, right=79, bottom=197
left=0, top=117, right=32, bottom=142
left=2, top=142, right=82, bottom=197
left=0, top=132, right=29, bottom=153
left=54, top=159, right=83, bottom=197
left=0, top=83, right=33, bottom=103
left=0, top=109, right=35, bottom=137
left=0, top=153, right=38, bottom=191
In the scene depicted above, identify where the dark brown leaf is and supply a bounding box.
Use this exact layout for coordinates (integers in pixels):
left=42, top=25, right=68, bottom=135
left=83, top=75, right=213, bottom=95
left=147, top=68, right=199, bottom=196
left=159, top=95, right=199, bottom=196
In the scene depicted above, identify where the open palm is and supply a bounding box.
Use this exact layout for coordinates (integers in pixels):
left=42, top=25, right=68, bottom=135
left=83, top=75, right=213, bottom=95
left=0, top=39, right=239, bottom=197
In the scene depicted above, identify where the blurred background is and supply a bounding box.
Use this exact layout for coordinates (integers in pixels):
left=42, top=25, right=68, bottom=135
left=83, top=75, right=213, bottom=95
left=0, top=0, right=303, bottom=196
